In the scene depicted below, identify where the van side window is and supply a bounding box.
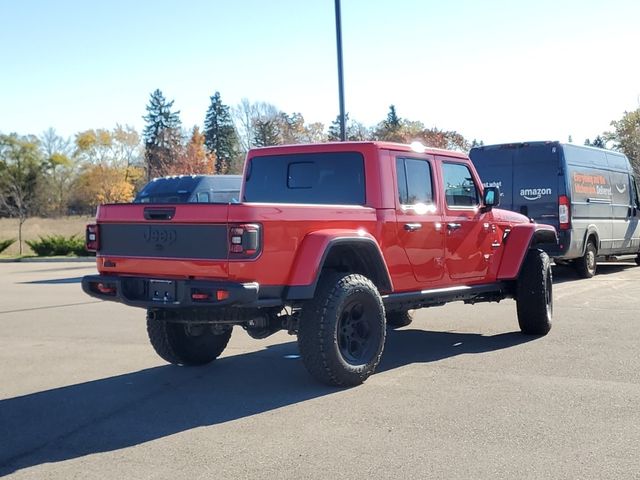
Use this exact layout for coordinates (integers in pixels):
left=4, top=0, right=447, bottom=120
left=196, top=192, right=210, bottom=203
left=442, top=163, right=479, bottom=207
left=632, top=177, right=640, bottom=208
left=396, top=158, right=434, bottom=206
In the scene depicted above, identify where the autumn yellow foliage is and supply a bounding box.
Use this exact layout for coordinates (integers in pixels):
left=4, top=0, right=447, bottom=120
left=73, top=165, right=144, bottom=208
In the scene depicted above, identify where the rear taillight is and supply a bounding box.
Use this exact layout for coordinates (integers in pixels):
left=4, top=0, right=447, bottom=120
left=559, top=195, right=570, bottom=230
left=86, top=224, right=99, bottom=251
left=96, top=282, right=116, bottom=295
left=228, top=224, right=261, bottom=258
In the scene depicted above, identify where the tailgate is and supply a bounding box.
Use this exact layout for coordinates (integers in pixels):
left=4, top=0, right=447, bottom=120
left=95, top=204, right=230, bottom=279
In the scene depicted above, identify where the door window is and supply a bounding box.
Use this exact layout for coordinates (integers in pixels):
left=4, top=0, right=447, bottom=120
left=442, top=163, right=479, bottom=208
left=396, top=158, right=434, bottom=207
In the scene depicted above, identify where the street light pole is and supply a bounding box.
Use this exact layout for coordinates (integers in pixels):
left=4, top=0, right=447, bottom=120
left=334, top=0, right=346, bottom=141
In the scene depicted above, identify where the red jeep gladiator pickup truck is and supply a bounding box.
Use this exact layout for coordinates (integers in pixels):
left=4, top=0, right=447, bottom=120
left=82, top=141, right=557, bottom=386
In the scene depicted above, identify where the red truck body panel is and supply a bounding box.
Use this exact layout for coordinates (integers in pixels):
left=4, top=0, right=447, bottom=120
left=87, top=141, right=556, bottom=306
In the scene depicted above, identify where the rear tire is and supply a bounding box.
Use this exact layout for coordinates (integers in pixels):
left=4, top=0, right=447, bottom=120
left=517, top=250, right=553, bottom=335
left=298, top=273, right=386, bottom=387
left=386, top=310, right=413, bottom=328
left=147, top=313, right=232, bottom=366
left=635, top=254, right=640, bottom=266
left=575, top=240, right=597, bottom=278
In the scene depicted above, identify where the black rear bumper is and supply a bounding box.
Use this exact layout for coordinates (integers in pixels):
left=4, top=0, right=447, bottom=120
left=82, top=275, right=262, bottom=309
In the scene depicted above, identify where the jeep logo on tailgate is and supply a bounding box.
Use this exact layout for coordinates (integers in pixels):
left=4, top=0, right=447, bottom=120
left=144, top=227, right=177, bottom=245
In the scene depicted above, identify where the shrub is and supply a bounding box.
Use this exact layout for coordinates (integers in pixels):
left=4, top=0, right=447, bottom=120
left=0, top=238, right=16, bottom=254
left=26, top=234, right=93, bottom=257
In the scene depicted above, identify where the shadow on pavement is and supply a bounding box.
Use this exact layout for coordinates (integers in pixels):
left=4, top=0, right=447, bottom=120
left=552, top=262, right=636, bottom=284
left=20, top=276, right=84, bottom=285
left=0, top=328, right=536, bottom=475
left=379, top=329, right=534, bottom=373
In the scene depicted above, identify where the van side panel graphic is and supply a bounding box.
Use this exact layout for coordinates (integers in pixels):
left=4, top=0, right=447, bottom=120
left=571, top=171, right=612, bottom=200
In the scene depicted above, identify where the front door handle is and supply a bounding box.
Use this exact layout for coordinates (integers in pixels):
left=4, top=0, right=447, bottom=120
left=447, top=223, right=462, bottom=231
left=404, top=223, right=422, bottom=232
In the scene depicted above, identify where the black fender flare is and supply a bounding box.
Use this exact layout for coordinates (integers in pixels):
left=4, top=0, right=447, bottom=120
left=285, top=237, right=392, bottom=300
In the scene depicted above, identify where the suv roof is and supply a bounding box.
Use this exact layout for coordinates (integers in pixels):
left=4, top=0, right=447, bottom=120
left=134, top=174, right=242, bottom=204
left=248, top=141, right=469, bottom=159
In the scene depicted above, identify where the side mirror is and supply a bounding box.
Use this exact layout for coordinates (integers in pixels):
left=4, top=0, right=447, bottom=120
left=482, top=186, right=500, bottom=211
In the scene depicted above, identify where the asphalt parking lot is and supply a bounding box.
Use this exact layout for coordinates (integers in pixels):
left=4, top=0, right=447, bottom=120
left=1, top=260, right=639, bottom=479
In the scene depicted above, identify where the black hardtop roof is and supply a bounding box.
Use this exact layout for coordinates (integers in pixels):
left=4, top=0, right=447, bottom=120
left=149, top=174, right=242, bottom=182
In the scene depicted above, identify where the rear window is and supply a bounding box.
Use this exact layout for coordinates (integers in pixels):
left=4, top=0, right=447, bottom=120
left=243, top=152, right=366, bottom=205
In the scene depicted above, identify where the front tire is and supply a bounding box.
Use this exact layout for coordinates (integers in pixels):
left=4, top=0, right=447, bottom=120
left=147, top=313, right=232, bottom=366
left=298, top=273, right=386, bottom=387
left=575, top=240, right=597, bottom=278
left=516, top=250, right=553, bottom=335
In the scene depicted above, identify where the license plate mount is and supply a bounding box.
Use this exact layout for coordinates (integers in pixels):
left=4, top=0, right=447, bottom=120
left=149, top=279, right=176, bottom=302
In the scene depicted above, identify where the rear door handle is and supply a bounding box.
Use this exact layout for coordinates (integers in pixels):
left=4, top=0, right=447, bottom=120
left=447, top=223, right=462, bottom=231
left=404, top=223, right=422, bottom=232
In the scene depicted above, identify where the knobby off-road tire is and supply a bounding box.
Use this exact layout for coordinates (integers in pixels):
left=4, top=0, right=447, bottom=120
left=386, top=310, right=413, bottom=328
left=298, top=273, right=386, bottom=387
left=575, top=240, right=597, bottom=278
left=147, top=313, right=232, bottom=366
left=516, top=249, right=553, bottom=335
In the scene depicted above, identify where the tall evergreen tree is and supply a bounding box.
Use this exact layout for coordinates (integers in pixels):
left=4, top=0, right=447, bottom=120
left=327, top=114, right=345, bottom=142
left=203, top=92, right=239, bottom=173
left=374, top=105, right=404, bottom=142
left=386, top=105, right=401, bottom=129
left=592, top=135, right=606, bottom=149
left=142, top=89, right=182, bottom=179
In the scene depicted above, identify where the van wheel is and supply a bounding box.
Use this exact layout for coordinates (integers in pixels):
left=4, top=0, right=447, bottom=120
left=298, top=273, right=386, bottom=387
left=386, top=310, right=413, bottom=329
left=147, top=313, right=232, bottom=366
left=575, top=240, right=597, bottom=278
left=516, top=249, right=552, bottom=335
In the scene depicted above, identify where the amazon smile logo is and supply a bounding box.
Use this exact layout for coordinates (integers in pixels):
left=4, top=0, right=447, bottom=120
left=520, top=187, right=552, bottom=201
left=615, top=183, right=627, bottom=194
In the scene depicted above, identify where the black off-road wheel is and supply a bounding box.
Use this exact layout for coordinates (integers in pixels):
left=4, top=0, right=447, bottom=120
left=147, top=312, right=232, bottom=366
left=575, top=240, right=597, bottom=278
left=516, top=249, right=553, bottom=335
left=386, top=310, right=413, bottom=328
left=298, top=273, right=386, bottom=387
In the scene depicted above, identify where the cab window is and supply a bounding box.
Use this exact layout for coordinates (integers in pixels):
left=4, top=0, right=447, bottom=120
left=442, top=163, right=479, bottom=208
left=396, top=158, right=434, bottom=206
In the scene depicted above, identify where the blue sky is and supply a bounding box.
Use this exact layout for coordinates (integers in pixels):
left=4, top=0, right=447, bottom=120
left=1, top=0, right=639, bottom=145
